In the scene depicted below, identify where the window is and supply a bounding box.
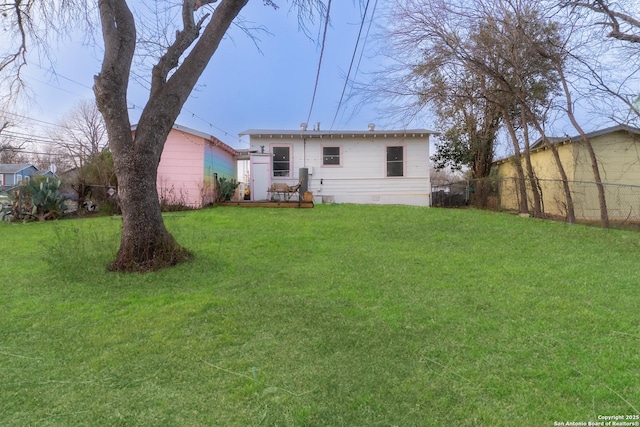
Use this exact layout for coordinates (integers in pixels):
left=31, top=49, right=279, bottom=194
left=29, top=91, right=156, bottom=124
left=386, top=146, right=404, bottom=177
left=323, top=146, right=340, bottom=166
left=272, top=146, right=290, bottom=177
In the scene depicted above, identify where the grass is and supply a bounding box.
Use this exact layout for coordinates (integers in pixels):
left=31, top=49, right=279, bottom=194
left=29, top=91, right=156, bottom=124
left=1, top=204, right=639, bottom=426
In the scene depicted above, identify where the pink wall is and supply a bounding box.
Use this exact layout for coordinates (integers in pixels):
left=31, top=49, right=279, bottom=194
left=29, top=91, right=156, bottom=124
left=157, top=129, right=206, bottom=207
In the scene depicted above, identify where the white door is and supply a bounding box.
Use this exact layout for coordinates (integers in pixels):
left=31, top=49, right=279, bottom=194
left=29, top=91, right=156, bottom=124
left=250, top=153, right=271, bottom=201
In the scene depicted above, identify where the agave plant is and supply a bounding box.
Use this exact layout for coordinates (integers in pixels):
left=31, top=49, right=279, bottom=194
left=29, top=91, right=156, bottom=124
left=10, top=176, right=68, bottom=221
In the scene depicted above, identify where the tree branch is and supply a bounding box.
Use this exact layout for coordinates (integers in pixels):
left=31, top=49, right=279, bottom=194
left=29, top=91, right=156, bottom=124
left=94, top=0, right=136, bottom=152
left=150, top=0, right=210, bottom=95
left=564, top=0, right=640, bottom=43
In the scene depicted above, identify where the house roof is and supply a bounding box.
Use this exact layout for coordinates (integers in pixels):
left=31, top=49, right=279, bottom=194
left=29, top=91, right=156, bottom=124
left=239, top=128, right=437, bottom=139
left=0, top=163, right=35, bottom=174
left=530, top=124, right=640, bottom=150
left=130, top=123, right=239, bottom=156
left=495, top=124, right=640, bottom=165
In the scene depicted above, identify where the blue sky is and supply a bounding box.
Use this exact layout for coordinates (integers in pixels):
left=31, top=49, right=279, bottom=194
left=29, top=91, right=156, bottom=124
left=19, top=1, right=418, bottom=150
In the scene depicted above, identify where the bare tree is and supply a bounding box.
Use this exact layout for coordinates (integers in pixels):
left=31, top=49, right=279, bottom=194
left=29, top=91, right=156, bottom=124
left=52, top=100, right=108, bottom=161
left=379, top=0, right=504, bottom=208
left=2, top=0, right=328, bottom=271
left=0, top=1, right=92, bottom=105
left=554, top=0, right=640, bottom=227
left=0, top=120, right=29, bottom=163
left=0, top=142, right=27, bottom=163
left=48, top=99, right=109, bottom=208
left=524, top=15, right=611, bottom=227
left=50, top=101, right=107, bottom=165
left=561, top=0, right=640, bottom=125
left=93, top=0, right=327, bottom=271
left=380, top=0, right=577, bottom=217
left=490, top=1, right=581, bottom=221
left=563, top=0, right=640, bottom=43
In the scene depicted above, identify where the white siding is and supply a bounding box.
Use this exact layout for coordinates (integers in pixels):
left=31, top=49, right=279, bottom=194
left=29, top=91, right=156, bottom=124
left=249, top=133, right=431, bottom=206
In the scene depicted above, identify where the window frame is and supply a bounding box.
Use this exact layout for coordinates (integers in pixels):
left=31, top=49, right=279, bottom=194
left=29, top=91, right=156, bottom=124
left=386, top=145, right=405, bottom=177
left=271, top=144, right=292, bottom=178
left=321, top=145, right=342, bottom=167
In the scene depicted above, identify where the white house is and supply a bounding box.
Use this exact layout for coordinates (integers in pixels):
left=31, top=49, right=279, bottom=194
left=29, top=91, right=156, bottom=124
left=239, top=125, right=435, bottom=206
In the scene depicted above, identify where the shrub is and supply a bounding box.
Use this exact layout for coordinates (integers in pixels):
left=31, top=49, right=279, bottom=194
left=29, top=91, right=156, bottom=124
left=10, top=176, right=69, bottom=221
left=159, top=180, right=194, bottom=212
left=216, top=177, right=239, bottom=202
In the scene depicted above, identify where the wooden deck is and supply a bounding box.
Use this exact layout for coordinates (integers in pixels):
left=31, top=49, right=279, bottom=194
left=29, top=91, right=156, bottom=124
left=217, top=200, right=314, bottom=208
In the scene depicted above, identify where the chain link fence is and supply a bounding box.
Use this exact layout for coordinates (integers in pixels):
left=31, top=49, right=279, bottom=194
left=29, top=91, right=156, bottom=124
left=432, top=177, right=640, bottom=227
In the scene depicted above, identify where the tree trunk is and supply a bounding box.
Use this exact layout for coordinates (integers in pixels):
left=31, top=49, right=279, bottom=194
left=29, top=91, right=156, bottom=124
left=558, top=68, right=608, bottom=227
left=471, top=134, right=492, bottom=208
left=470, top=115, right=500, bottom=208
left=548, top=140, right=576, bottom=223
left=520, top=112, right=543, bottom=218
left=94, top=0, right=248, bottom=271
left=110, top=138, right=191, bottom=271
left=524, top=104, right=577, bottom=224
left=502, top=112, right=529, bottom=214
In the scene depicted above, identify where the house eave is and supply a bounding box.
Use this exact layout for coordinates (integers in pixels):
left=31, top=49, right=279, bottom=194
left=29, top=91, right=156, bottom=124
left=239, top=129, right=437, bottom=139
left=131, top=123, right=239, bottom=156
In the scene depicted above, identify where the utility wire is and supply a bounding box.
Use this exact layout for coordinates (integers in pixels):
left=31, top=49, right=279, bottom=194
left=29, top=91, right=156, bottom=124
left=6, top=73, right=245, bottom=148
left=330, top=0, right=375, bottom=130
left=306, top=0, right=332, bottom=126
left=346, top=0, right=378, bottom=113
left=2, top=111, right=67, bottom=130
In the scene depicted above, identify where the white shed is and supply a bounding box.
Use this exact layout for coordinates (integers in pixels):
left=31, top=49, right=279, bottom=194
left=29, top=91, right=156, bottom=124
left=239, top=126, right=435, bottom=206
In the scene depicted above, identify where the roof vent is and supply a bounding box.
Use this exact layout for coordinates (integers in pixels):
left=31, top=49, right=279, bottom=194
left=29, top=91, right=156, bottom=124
left=300, top=122, right=308, bottom=131
left=368, top=123, right=375, bottom=131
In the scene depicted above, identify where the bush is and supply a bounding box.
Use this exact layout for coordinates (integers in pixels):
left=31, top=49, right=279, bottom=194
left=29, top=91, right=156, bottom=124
left=10, top=176, right=69, bottom=221
left=216, top=177, right=239, bottom=202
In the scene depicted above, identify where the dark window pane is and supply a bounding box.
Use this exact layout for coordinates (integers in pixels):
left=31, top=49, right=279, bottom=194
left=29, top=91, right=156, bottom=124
left=387, top=146, right=403, bottom=162
left=273, top=147, right=289, bottom=161
left=273, top=146, right=290, bottom=177
left=387, top=161, right=403, bottom=176
left=323, top=147, right=340, bottom=165
left=387, top=146, right=403, bottom=177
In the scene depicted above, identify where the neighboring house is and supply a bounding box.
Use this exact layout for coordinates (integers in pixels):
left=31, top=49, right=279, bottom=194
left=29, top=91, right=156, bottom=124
left=132, top=124, right=239, bottom=208
left=0, top=164, right=54, bottom=190
left=239, top=125, right=435, bottom=206
left=493, top=125, right=640, bottom=220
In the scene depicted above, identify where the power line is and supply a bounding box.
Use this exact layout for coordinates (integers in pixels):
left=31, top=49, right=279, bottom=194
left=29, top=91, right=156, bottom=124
left=330, top=0, right=376, bottom=130
left=23, top=73, right=88, bottom=99
left=10, top=50, right=246, bottom=148
left=125, top=75, right=246, bottom=146
left=183, top=107, right=246, bottom=146
left=1, top=130, right=56, bottom=145
left=306, top=0, right=333, bottom=125
left=351, top=0, right=378, bottom=90
left=2, top=111, right=67, bottom=130
left=32, top=61, right=95, bottom=91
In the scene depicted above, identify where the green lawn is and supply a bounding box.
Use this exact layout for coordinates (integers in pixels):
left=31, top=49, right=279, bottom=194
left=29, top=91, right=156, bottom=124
left=1, top=205, right=639, bottom=426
